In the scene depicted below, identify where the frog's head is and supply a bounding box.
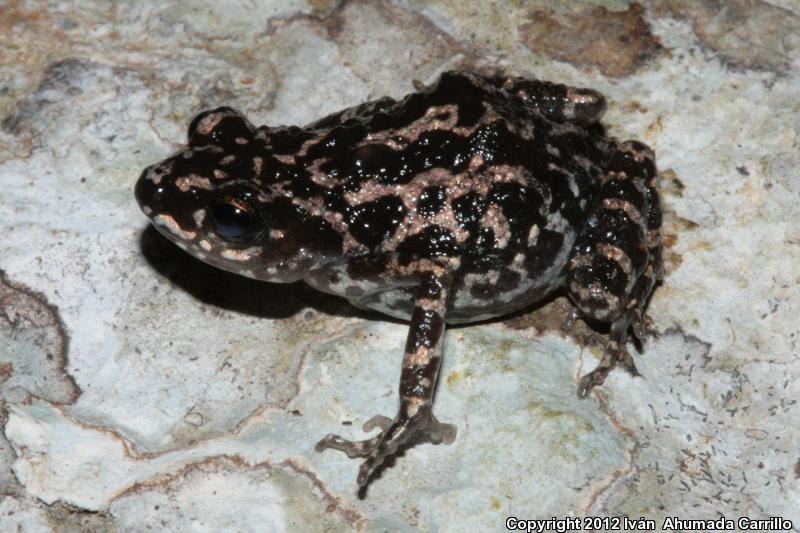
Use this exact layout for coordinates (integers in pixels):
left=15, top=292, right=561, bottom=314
left=135, top=107, right=341, bottom=282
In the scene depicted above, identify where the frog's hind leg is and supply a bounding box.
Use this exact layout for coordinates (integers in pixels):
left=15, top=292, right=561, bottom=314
left=315, top=260, right=457, bottom=488
left=565, top=140, right=663, bottom=397
left=502, top=77, right=607, bottom=125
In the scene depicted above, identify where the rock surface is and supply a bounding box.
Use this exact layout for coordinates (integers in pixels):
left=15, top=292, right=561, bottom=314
left=1, top=1, right=799, bottom=531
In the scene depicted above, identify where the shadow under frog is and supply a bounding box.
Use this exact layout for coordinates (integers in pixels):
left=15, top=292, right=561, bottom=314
left=140, top=224, right=379, bottom=322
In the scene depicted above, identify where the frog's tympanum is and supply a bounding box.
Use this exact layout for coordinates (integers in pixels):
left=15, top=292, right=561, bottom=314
left=135, top=71, right=663, bottom=488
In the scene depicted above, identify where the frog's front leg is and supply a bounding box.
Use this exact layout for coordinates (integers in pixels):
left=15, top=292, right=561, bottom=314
left=315, top=261, right=457, bottom=488
left=566, top=140, right=663, bottom=397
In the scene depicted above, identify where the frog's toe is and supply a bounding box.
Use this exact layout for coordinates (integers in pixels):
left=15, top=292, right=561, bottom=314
left=631, top=318, right=645, bottom=342
left=431, top=417, right=458, bottom=445
left=362, top=415, right=393, bottom=432
left=635, top=311, right=659, bottom=343
left=315, top=431, right=384, bottom=459
left=578, top=351, right=615, bottom=398
left=619, top=347, right=641, bottom=376
left=626, top=306, right=656, bottom=344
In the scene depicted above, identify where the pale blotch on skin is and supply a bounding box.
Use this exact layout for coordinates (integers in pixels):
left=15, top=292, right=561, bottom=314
left=220, top=246, right=263, bottom=261
left=176, top=175, right=213, bottom=192
left=416, top=298, right=441, bottom=312
left=196, top=113, right=224, bottom=135
left=571, top=154, right=601, bottom=177
left=620, top=140, right=655, bottom=162
left=602, top=197, right=645, bottom=228
left=404, top=346, right=434, bottom=367
left=193, top=209, right=206, bottom=227
left=569, top=252, right=592, bottom=271
left=571, top=280, right=621, bottom=321
left=273, top=154, right=297, bottom=165
left=598, top=242, right=633, bottom=275
left=468, top=154, right=485, bottom=171
left=479, top=204, right=511, bottom=248
left=545, top=143, right=560, bottom=158
left=548, top=162, right=579, bottom=197
left=364, top=104, right=478, bottom=146
left=527, top=224, right=540, bottom=246
left=153, top=214, right=197, bottom=240
left=544, top=210, right=570, bottom=233
left=144, top=162, right=172, bottom=185
left=405, top=398, right=423, bottom=417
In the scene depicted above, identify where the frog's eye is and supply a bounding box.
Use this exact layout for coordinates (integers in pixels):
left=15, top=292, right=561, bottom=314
left=209, top=195, right=264, bottom=242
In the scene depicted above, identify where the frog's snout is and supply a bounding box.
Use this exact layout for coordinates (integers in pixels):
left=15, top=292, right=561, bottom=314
left=133, top=165, right=164, bottom=216
left=134, top=166, right=159, bottom=215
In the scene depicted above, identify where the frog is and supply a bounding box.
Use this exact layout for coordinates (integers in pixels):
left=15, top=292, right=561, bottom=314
left=134, top=70, right=663, bottom=489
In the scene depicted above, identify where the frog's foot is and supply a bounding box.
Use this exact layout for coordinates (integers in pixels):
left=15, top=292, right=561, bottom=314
left=578, top=342, right=640, bottom=398
left=631, top=310, right=660, bottom=346
left=315, top=411, right=457, bottom=487
left=577, top=306, right=642, bottom=398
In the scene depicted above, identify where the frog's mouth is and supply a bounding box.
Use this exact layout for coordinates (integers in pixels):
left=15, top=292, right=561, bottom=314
left=142, top=208, right=308, bottom=283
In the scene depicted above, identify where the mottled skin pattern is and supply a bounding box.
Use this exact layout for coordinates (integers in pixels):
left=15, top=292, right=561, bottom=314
left=135, top=71, right=663, bottom=489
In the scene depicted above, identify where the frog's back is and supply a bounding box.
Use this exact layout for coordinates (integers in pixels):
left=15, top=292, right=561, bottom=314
left=291, top=71, right=614, bottom=321
left=292, top=71, right=610, bottom=263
